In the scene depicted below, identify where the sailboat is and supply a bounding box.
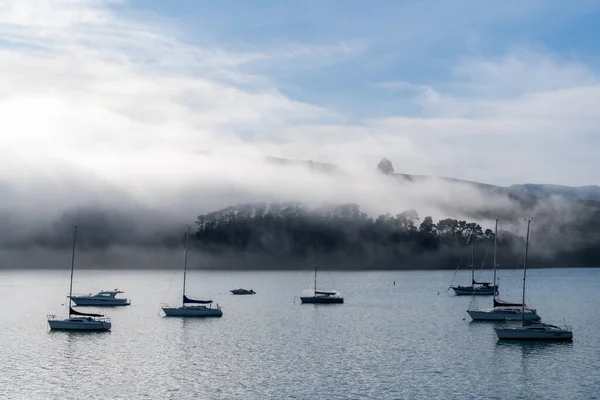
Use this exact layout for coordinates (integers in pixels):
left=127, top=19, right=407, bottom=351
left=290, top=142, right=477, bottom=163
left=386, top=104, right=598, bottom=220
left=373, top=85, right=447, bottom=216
left=162, top=225, right=222, bottom=317
left=495, top=219, right=573, bottom=341
left=467, top=219, right=541, bottom=321
left=300, top=242, right=343, bottom=304
left=450, top=228, right=498, bottom=296
left=47, top=226, right=112, bottom=331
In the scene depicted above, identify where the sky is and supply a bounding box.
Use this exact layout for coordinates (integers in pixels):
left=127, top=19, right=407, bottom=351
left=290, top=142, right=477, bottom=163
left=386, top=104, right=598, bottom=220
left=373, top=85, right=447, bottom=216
left=1, top=0, right=599, bottom=186
left=0, top=0, right=599, bottom=256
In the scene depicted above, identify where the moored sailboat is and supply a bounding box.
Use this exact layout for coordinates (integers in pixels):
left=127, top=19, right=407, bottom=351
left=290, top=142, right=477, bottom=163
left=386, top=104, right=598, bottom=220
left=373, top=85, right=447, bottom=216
left=47, top=226, right=112, bottom=331
left=495, top=219, right=572, bottom=341
left=450, top=228, right=498, bottom=296
left=467, top=219, right=540, bottom=321
left=162, top=225, right=222, bottom=317
left=300, top=242, right=343, bottom=304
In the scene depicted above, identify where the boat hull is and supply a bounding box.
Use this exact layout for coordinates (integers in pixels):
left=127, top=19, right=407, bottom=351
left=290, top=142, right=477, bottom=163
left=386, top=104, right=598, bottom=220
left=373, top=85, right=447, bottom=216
left=71, top=298, right=130, bottom=306
left=230, top=289, right=255, bottom=295
left=300, top=296, right=344, bottom=304
left=495, top=323, right=573, bottom=341
left=48, top=317, right=111, bottom=331
left=451, top=286, right=498, bottom=296
left=467, top=308, right=540, bottom=321
left=162, top=306, right=223, bottom=317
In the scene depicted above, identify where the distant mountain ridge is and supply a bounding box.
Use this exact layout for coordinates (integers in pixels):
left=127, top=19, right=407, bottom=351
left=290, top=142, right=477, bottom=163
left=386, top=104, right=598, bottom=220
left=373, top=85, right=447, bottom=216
left=510, top=184, right=600, bottom=202
left=263, top=156, right=599, bottom=202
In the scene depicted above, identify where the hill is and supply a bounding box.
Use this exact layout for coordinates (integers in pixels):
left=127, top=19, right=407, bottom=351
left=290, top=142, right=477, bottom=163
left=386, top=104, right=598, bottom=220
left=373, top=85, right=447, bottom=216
left=510, top=184, right=600, bottom=202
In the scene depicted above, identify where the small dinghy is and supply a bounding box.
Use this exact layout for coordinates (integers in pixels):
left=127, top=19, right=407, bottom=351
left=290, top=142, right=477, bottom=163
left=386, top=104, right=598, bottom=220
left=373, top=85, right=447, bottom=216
left=230, top=288, right=256, bottom=295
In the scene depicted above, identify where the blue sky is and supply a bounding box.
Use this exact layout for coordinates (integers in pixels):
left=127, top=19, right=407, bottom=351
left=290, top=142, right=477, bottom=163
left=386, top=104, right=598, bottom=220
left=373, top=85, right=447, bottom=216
left=118, top=0, right=600, bottom=119
left=1, top=0, right=600, bottom=189
left=126, top=2, right=599, bottom=99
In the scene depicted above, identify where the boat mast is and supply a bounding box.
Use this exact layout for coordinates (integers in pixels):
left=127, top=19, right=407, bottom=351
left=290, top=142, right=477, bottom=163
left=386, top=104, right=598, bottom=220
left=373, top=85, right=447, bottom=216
left=521, top=219, right=532, bottom=320
left=68, top=225, right=77, bottom=316
left=314, top=239, right=319, bottom=294
left=493, top=219, right=498, bottom=302
left=182, top=225, right=190, bottom=299
left=470, top=229, right=475, bottom=284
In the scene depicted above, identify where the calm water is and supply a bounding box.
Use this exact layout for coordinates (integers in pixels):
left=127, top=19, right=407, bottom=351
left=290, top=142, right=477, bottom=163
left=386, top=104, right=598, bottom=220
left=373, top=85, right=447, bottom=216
left=0, top=267, right=598, bottom=399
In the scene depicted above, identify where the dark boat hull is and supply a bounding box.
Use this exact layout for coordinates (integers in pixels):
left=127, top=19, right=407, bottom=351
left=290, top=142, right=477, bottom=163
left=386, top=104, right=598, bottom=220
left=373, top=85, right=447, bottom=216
left=300, top=296, right=344, bottom=304
left=451, top=285, right=498, bottom=296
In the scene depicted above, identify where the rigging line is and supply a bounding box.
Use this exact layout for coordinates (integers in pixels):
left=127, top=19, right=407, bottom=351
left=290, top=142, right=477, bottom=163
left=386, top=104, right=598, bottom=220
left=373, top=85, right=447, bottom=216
left=160, top=268, right=179, bottom=305
left=476, top=238, right=491, bottom=280
left=446, top=254, right=464, bottom=291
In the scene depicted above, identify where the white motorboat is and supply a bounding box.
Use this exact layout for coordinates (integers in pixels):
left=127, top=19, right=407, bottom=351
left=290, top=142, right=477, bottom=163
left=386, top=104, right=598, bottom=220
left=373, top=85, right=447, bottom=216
left=300, top=242, right=343, bottom=304
left=162, top=225, right=222, bottom=318
left=468, top=219, right=540, bottom=321
left=47, top=226, right=112, bottom=331
left=71, top=289, right=130, bottom=306
left=495, top=219, right=572, bottom=341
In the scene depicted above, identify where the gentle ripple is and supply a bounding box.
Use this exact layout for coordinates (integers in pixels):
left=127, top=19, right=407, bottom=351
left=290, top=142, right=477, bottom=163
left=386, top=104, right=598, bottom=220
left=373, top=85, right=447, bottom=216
left=0, top=268, right=598, bottom=399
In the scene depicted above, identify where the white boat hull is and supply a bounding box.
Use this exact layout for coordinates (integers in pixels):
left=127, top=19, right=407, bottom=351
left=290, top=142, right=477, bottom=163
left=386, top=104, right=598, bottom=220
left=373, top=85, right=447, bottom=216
left=71, top=298, right=130, bottom=306
left=495, top=323, right=573, bottom=341
left=467, top=307, right=541, bottom=321
left=162, top=306, right=223, bottom=317
left=48, top=317, right=111, bottom=331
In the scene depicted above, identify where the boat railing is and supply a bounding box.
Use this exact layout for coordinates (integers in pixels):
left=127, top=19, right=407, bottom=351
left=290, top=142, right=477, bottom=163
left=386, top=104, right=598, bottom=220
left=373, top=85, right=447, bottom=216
left=561, top=325, right=573, bottom=332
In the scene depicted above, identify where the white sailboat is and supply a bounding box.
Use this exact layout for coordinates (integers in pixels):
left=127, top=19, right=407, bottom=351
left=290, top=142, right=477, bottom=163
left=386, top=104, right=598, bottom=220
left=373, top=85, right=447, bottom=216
left=450, top=229, right=498, bottom=296
left=300, top=242, right=343, bottom=304
left=495, top=219, right=573, bottom=341
left=71, top=289, right=131, bottom=306
left=162, top=225, right=222, bottom=317
left=47, top=226, right=112, bottom=331
left=467, top=219, right=541, bottom=321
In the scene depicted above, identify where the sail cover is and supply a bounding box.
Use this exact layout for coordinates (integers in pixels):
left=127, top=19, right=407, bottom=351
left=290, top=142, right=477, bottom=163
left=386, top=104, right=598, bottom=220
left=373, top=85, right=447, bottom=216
left=315, top=290, right=336, bottom=296
left=183, top=295, right=212, bottom=304
left=472, top=280, right=492, bottom=285
left=494, top=298, right=525, bottom=307
left=69, top=307, right=104, bottom=317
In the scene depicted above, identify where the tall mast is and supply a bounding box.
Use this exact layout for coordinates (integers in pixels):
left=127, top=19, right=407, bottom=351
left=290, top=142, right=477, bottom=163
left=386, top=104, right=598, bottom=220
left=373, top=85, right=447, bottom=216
left=493, top=219, right=498, bottom=302
left=68, top=225, right=77, bottom=316
left=470, top=229, right=475, bottom=284
left=182, top=225, right=190, bottom=298
left=314, top=239, right=319, bottom=294
left=521, top=219, right=532, bottom=320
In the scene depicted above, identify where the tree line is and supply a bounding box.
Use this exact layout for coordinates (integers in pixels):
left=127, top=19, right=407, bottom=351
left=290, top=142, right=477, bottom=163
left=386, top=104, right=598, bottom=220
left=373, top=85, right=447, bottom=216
left=192, top=202, right=536, bottom=269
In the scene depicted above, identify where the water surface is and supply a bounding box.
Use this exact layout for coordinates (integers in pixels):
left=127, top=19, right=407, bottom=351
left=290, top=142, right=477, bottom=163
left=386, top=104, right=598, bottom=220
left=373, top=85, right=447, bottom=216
left=0, top=268, right=598, bottom=399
